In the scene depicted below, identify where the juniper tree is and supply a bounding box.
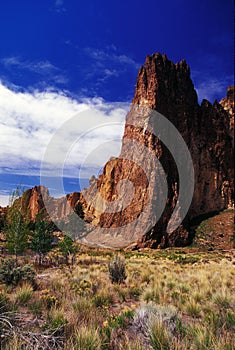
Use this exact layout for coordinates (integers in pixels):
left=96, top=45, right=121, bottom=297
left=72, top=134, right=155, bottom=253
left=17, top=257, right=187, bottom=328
left=29, top=211, right=54, bottom=265
left=58, top=235, right=78, bottom=264
left=4, top=188, right=30, bottom=262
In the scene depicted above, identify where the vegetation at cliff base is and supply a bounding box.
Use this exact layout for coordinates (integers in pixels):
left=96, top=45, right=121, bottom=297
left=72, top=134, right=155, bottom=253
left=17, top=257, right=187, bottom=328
left=0, top=247, right=234, bottom=350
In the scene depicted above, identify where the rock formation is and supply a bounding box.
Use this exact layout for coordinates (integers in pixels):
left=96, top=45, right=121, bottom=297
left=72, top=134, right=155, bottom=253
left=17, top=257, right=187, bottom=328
left=220, top=85, right=234, bottom=146
left=79, top=53, right=234, bottom=248
left=0, top=206, right=8, bottom=233
left=18, top=186, right=80, bottom=222
left=2, top=53, right=234, bottom=249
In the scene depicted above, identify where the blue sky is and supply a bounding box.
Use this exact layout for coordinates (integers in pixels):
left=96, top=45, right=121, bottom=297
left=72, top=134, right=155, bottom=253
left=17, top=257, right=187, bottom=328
left=0, top=0, right=233, bottom=101
left=0, top=0, right=234, bottom=205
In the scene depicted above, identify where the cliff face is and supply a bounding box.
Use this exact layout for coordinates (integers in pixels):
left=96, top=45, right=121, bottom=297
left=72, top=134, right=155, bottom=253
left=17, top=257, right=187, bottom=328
left=220, top=86, right=234, bottom=146
left=0, top=206, right=8, bottom=233
left=19, top=186, right=80, bottom=222
left=4, top=53, right=234, bottom=249
left=80, top=53, right=234, bottom=248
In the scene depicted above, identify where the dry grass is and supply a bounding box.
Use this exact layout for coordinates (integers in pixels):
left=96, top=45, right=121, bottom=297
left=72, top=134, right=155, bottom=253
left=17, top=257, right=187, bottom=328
left=13, top=283, right=33, bottom=305
left=0, top=248, right=234, bottom=349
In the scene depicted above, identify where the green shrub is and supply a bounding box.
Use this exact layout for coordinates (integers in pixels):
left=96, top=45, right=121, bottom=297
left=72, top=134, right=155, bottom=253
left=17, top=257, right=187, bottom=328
left=107, top=309, right=134, bottom=329
left=167, top=253, right=200, bottom=264
left=46, top=308, right=68, bottom=335
left=41, top=289, right=58, bottom=309
left=129, top=285, right=142, bottom=301
left=0, top=258, right=36, bottom=287
left=108, top=255, right=126, bottom=284
left=225, top=310, right=235, bottom=328
left=92, top=292, right=114, bottom=308
left=28, top=299, right=43, bottom=317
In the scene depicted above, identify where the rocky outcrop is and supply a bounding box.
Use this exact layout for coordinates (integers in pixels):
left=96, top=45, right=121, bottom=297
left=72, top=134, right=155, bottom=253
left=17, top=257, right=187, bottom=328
left=5, top=53, right=234, bottom=249
left=0, top=206, right=8, bottom=234
left=220, top=86, right=234, bottom=146
left=19, top=186, right=80, bottom=222
left=0, top=206, right=8, bottom=218
left=79, top=53, right=234, bottom=248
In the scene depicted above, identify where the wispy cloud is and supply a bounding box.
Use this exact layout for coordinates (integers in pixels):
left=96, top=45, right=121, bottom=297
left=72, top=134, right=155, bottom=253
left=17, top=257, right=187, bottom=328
left=55, top=0, right=63, bottom=5
left=2, top=57, right=57, bottom=74
left=85, top=47, right=140, bottom=70
left=54, top=0, right=66, bottom=13
left=191, top=52, right=234, bottom=103
left=195, top=77, right=233, bottom=103
left=1, top=56, right=68, bottom=85
left=0, top=81, right=128, bottom=183
left=79, top=46, right=140, bottom=95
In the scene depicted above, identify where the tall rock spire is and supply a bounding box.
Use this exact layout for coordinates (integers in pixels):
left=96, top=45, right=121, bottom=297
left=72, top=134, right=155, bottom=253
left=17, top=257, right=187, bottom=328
left=5, top=53, right=233, bottom=249
left=79, top=53, right=234, bottom=248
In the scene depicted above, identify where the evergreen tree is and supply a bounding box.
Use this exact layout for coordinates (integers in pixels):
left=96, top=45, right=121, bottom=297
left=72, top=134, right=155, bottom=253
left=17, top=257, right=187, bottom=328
left=30, top=211, right=54, bottom=265
left=58, top=235, right=78, bottom=264
left=4, top=188, right=30, bottom=262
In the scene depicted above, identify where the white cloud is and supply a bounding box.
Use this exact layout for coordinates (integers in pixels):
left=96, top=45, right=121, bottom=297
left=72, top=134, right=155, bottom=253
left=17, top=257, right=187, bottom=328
left=2, top=57, right=57, bottom=74
left=0, top=194, right=10, bottom=207
left=195, top=77, right=232, bottom=103
left=84, top=47, right=140, bottom=71
left=54, top=0, right=66, bottom=13
left=0, top=82, right=128, bottom=182
left=1, top=57, right=68, bottom=84
left=55, top=0, right=63, bottom=6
